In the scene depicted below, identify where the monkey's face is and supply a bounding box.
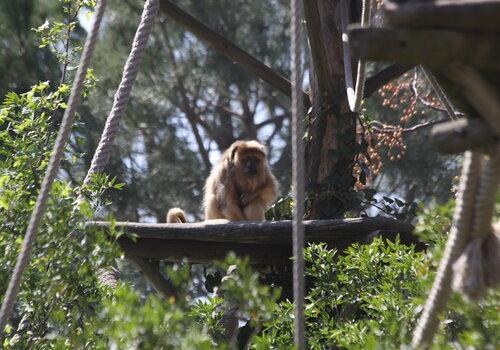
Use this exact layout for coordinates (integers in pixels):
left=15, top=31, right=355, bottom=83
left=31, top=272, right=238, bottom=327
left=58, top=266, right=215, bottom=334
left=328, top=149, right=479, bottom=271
left=241, top=154, right=261, bottom=176
left=229, top=140, right=268, bottom=187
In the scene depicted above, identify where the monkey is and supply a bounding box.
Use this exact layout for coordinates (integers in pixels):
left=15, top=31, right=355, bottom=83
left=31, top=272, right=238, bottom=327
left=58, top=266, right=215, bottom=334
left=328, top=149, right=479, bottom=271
left=203, top=140, right=279, bottom=221
left=166, top=140, right=279, bottom=223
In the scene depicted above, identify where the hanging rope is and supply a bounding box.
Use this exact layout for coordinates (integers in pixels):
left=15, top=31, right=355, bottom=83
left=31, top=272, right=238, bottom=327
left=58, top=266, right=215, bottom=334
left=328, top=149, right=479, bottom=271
left=0, top=0, right=108, bottom=339
left=291, top=0, right=305, bottom=348
left=413, top=146, right=500, bottom=348
left=83, top=0, right=160, bottom=184
left=340, top=0, right=371, bottom=112
left=411, top=151, right=482, bottom=348
left=412, top=66, right=500, bottom=349
left=452, top=146, right=500, bottom=299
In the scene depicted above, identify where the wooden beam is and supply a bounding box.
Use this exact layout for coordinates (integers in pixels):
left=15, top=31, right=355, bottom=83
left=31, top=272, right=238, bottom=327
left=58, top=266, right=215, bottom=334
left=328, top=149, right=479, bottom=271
left=446, top=65, right=500, bottom=135
left=349, top=27, right=500, bottom=71
left=93, top=218, right=418, bottom=264
left=303, top=0, right=333, bottom=99
left=116, top=228, right=419, bottom=265
left=159, top=0, right=310, bottom=105
left=384, top=0, right=500, bottom=32
left=118, top=237, right=292, bottom=265
left=89, top=217, right=414, bottom=244
left=124, top=253, right=177, bottom=299
left=431, top=118, right=498, bottom=154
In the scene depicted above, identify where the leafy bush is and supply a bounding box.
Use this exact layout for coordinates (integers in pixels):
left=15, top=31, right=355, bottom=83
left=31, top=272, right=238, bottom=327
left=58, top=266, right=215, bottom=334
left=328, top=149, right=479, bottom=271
left=1, top=88, right=498, bottom=348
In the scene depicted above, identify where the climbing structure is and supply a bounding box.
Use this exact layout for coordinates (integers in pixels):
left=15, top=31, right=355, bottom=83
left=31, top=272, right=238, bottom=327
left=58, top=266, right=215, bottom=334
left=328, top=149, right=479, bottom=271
left=348, top=0, right=500, bottom=347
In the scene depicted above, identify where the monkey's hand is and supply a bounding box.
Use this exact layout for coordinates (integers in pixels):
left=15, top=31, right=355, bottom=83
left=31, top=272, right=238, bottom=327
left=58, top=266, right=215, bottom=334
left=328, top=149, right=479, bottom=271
left=239, top=192, right=259, bottom=208
left=243, top=197, right=268, bottom=221
left=222, top=202, right=246, bottom=221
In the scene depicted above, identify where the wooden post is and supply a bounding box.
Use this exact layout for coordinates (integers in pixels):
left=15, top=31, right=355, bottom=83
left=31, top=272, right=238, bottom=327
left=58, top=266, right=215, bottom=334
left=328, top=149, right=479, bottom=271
left=303, top=0, right=358, bottom=219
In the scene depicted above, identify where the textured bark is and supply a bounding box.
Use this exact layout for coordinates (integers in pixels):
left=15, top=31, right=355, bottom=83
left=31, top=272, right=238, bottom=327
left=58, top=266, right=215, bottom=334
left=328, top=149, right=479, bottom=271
left=89, top=217, right=414, bottom=242
left=304, top=0, right=358, bottom=219
left=89, top=217, right=419, bottom=264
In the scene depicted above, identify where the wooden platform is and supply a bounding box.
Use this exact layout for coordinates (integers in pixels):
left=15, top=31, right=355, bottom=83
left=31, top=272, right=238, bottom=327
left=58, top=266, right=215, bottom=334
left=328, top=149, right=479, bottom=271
left=89, top=217, right=417, bottom=264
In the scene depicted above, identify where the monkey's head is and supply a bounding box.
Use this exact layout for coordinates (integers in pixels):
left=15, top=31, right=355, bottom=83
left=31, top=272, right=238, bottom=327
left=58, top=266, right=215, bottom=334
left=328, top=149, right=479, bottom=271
left=228, top=140, right=269, bottom=188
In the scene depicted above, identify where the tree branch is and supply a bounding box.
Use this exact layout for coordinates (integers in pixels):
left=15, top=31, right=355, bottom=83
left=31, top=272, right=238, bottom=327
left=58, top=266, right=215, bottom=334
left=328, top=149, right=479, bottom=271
left=159, top=0, right=310, bottom=105
left=124, top=253, right=177, bottom=299
left=303, top=0, right=333, bottom=99
left=371, top=119, right=446, bottom=134
left=256, top=114, right=287, bottom=129
left=161, top=24, right=212, bottom=174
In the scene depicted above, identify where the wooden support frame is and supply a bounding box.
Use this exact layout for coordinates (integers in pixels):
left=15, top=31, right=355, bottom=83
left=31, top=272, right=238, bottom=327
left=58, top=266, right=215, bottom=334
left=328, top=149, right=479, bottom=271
left=384, top=0, right=500, bottom=32
left=158, top=1, right=412, bottom=112
left=349, top=27, right=500, bottom=71
left=303, top=0, right=334, bottom=99
left=90, top=218, right=418, bottom=264
left=431, top=118, right=498, bottom=154
left=159, top=0, right=310, bottom=105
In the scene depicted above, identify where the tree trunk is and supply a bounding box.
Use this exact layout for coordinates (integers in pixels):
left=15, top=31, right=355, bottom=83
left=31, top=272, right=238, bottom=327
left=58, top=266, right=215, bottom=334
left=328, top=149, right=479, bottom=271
left=303, top=0, right=359, bottom=219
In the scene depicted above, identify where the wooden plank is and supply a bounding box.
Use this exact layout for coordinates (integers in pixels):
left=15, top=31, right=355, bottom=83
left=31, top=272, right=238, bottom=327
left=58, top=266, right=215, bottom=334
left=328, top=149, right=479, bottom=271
left=432, top=118, right=498, bottom=154
left=349, top=27, right=500, bottom=70
left=159, top=0, right=310, bottom=105
left=118, top=237, right=292, bottom=264
left=89, top=217, right=415, bottom=244
left=117, top=229, right=420, bottom=265
left=384, top=0, right=500, bottom=32
left=446, top=65, right=500, bottom=135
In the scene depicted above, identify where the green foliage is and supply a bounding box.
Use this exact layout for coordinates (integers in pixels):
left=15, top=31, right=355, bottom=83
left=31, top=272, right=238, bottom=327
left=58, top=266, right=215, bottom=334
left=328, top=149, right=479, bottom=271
left=0, top=80, right=121, bottom=348
left=1, top=83, right=498, bottom=349
left=254, top=203, right=499, bottom=349
left=254, top=238, right=427, bottom=349
left=265, top=195, right=294, bottom=220
left=33, top=0, right=95, bottom=71
left=95, top=286, right=215, bottom=349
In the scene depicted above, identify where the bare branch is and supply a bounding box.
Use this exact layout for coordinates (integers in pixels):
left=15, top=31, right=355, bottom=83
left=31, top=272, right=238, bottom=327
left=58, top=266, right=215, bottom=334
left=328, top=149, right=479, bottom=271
left=256, top=114, right=287, bottom=129
left=161, top=24, right=212, bottom=174
left=371, top=119, right=447, bottom=134
left=159, top=0, right=310, bottom=105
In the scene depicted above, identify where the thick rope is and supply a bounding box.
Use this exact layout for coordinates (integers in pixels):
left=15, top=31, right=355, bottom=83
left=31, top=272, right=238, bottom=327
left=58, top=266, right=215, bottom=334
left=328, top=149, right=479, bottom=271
left=0, top=0, right=107, bottom=339
left=470, top=148, right=500, bottom=238
left=83, top=0, right=160, bottom=184
left=452, top=146, right=500, bottom=300
left=412, top=151, right=483, bottom=348
left=291, top=0, right=305, bottom=348
left=340, top=0, right=371, bottom=112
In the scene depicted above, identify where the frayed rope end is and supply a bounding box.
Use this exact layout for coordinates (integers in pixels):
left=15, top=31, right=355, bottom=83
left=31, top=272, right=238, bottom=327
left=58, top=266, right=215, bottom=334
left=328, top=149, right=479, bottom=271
left=452, top=223, right=500, bottom=301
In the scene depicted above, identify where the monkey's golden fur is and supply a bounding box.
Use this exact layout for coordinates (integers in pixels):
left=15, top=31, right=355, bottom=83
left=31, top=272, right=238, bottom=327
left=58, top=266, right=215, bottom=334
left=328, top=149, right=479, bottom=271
left=203, top=140, right=278, bottom=221
left=166, top=140, right=278, bottom=223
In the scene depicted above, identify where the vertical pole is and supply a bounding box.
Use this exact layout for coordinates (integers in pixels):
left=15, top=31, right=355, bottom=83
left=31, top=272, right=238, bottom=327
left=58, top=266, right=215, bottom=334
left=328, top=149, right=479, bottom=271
left=291, top=0, right=305, bottom=348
